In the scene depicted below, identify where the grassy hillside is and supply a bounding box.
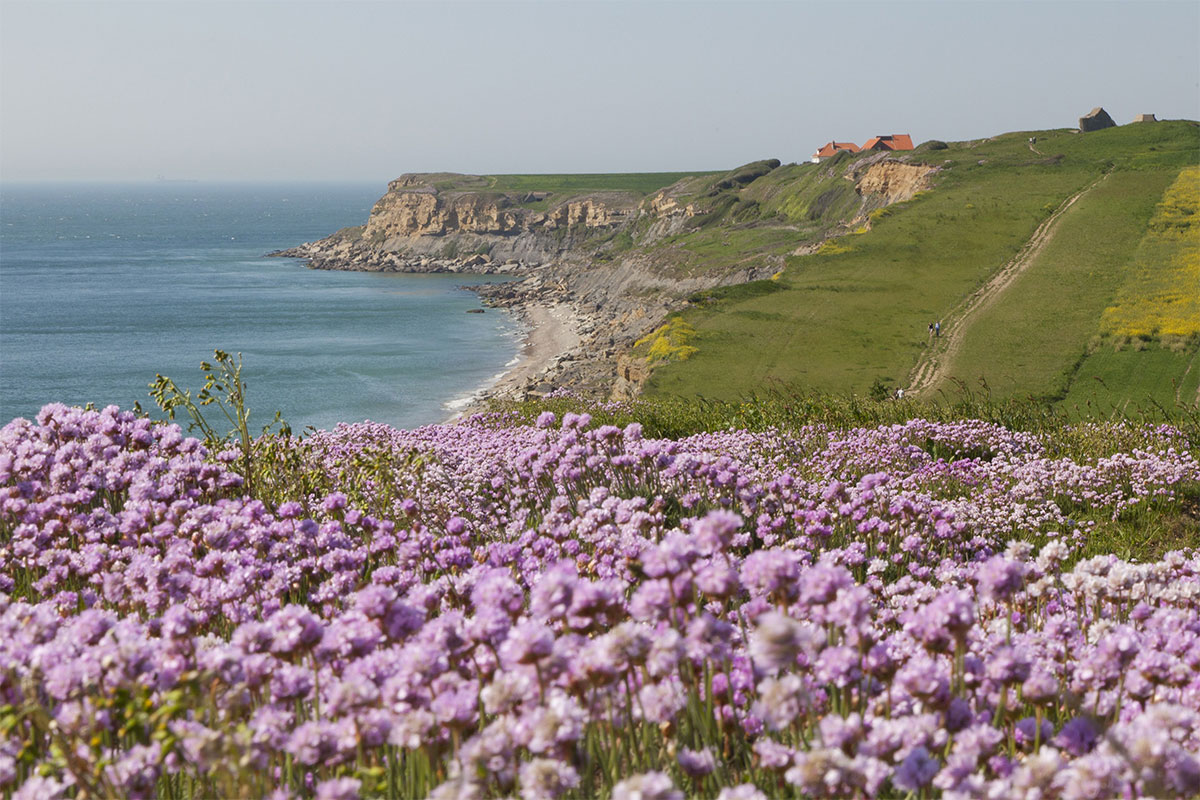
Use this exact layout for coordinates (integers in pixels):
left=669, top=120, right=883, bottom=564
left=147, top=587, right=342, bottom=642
left=1064, top=165, right=1200, bottom=412
left=937, top=169, right=1176, bottom=398
left=1062, top=345, right=1200, bottom=414
left=623, top=157, right=899, bottom=278
left=640, top=120, right=1199, bottom=410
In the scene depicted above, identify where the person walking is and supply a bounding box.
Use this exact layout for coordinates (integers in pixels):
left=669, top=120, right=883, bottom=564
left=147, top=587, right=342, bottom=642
left=935, top=321, right=941, bottom=338
left=928, top=322, right=934, bottom=340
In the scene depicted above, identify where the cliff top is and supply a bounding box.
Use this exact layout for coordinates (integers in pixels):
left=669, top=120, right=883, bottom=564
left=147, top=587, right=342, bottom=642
left=385, top=170, right=720, bottom=209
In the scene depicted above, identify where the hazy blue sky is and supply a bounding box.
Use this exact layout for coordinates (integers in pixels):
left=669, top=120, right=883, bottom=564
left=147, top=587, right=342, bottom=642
left=2, top=0, right=1197, bottom=182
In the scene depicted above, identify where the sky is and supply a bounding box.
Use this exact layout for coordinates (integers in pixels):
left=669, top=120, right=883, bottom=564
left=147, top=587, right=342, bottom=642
left=1, top=0, right=1197, bottom=182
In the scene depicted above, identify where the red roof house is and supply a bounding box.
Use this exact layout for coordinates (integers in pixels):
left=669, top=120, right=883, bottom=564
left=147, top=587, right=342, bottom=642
left=811, top=141, right=861, bottom=163
left=860, top=134, right=915, bottom=152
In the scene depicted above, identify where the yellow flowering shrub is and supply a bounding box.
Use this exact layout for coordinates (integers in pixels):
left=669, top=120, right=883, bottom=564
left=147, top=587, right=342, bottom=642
left=635, top=318, right=699, bottom=364
left=816, top=239, right=853, bottom=256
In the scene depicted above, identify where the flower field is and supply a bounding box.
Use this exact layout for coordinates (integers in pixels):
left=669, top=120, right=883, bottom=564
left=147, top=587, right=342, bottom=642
left=2, top=402, right=1200, bottom=799
left=1100, top=165, right=1200, bottom=341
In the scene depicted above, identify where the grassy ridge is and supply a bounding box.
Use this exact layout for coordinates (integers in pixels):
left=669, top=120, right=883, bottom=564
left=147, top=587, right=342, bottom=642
left=408, top=172, right=721, bottom=213
left=644, top=121, right=1200, bottom=406
left=376, top=123, right=1196, bottom=409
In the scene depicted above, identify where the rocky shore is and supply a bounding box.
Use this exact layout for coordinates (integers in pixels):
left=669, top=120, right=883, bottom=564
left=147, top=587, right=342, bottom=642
left=273, top=234, right=777, bottom=408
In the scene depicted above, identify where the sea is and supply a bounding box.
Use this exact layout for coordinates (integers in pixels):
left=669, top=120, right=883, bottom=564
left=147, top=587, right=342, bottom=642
left=0, top=183, right=522, bottom=433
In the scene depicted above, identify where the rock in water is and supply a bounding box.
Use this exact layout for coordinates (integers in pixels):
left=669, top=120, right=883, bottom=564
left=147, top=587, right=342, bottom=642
left=1079, top=107, right=1117, bottom=132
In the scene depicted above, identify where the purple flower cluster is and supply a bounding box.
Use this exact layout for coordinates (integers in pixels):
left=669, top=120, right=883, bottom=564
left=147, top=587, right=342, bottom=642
left=1, top=403, right=1198, bottom=798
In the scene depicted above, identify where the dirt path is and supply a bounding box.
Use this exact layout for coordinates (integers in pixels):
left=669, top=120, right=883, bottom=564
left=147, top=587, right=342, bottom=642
left=907, top=173, right=1110, bottom=396
left=1179, top=347, right=1200, bottom=407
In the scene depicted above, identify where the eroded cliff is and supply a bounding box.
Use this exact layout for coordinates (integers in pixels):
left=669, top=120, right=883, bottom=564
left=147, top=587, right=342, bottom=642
left=854, top=160, right=936, bottom=205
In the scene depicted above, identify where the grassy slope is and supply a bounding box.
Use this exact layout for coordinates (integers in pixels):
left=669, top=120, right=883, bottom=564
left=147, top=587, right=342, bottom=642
left=635, top=159, right=872, bottom=278
left=1062, top=345, right=1200, bottom=415
left=1063, top=165, right=1200, bottom=413
left=645, top=121, right=1199, bottom=405
left=936, top=169, right=1177, bottom=399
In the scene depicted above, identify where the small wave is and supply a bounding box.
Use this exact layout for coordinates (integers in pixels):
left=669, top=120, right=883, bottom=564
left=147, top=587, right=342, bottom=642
left=443, top=394, right=477, bottom=411
left=443, top=367, right=512, bottom=413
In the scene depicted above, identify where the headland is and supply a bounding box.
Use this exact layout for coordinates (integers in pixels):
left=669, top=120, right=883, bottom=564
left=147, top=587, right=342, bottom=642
left=273, top=118, right=1199, bottom=412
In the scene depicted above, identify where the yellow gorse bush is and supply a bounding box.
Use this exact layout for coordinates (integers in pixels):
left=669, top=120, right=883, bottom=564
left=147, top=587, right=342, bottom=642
left=816, top=239, right=853, bottom=256
left=635, top=317, right=699, bottom=364
left=1101, top=165, right=1200, bottom=338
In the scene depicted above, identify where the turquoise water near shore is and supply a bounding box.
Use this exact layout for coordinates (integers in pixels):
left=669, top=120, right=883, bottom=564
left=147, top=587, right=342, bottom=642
left=0, top=183, right=521, bottom=432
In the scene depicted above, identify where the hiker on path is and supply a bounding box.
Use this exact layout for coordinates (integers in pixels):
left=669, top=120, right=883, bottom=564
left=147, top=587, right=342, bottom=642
left=935, top=321, right=941, bottom=338
left=928, top=322, right=934, bottom=340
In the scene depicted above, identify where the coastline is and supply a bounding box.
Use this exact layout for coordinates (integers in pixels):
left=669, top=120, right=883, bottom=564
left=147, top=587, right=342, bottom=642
left=444, top=301, right=582, bottom=420
left=275, top=173, right=776, bottom=422
left=273, top=236, right=592, bottom=423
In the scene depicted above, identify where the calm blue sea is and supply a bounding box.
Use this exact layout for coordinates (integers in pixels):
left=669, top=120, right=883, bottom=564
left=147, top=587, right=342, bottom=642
left=0, top=183, right=520, bottom=432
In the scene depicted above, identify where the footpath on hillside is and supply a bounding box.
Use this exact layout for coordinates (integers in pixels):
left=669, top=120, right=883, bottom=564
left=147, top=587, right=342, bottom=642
left=907, top=173, right=1111, bottom=396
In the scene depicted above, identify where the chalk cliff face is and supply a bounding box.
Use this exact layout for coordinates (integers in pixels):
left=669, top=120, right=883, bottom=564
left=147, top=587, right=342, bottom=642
left=278, top=175, right=664, bottom=273
left=364, top=190, right=520, bottom=238
left=362, top=183, right=640, bottom=240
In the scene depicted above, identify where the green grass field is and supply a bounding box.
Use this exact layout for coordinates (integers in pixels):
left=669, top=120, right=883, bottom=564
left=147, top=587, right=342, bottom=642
left=643, top=121, right=1200, bottom=409
left=1062, top=344, right=1200, bottom=415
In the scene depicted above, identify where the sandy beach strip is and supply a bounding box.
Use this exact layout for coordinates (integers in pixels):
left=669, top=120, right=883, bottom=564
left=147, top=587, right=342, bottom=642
left=444, top=302, right=581, bottom=419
